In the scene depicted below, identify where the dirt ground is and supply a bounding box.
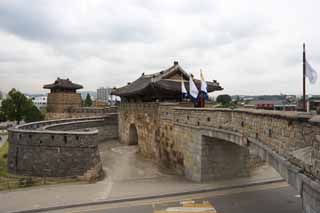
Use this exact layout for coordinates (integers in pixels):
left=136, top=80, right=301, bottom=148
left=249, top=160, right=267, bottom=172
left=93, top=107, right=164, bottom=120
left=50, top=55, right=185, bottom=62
left=99, top=140, right=179, bottom=182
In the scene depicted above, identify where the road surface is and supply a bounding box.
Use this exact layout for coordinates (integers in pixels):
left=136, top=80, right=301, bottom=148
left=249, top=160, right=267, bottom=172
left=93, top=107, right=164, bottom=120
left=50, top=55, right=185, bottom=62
left=49, top=181, right=301, bottom=213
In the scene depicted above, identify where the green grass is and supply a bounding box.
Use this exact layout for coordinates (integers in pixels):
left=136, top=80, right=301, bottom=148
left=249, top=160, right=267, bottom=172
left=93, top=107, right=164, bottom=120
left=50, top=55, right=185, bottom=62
left=0, top=141, right=17, bottom=190
left=0, top=141, right=8, bottom=177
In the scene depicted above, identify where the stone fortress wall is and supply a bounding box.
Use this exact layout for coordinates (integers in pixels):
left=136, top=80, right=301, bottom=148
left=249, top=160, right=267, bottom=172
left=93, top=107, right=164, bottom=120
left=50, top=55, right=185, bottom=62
left=8, top=113, right=118, bottom=180
left=46, top=106, right=118, bottom=120
left=118, top=103, right=160, bottom=158
left=6, top=100, right=320, bottom=212
left=118, top=103, right=320, bottom=213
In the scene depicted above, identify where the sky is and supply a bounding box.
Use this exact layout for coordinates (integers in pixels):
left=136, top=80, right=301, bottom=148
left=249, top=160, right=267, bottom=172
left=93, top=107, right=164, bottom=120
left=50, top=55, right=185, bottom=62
left=0, top=0, right=320, bottom=96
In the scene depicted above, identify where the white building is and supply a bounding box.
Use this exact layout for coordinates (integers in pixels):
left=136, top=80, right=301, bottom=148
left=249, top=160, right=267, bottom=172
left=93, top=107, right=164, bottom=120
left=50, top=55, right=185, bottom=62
left=97, top=87, right=112, bottom=103
left=32, top=96, right=47, bottom=109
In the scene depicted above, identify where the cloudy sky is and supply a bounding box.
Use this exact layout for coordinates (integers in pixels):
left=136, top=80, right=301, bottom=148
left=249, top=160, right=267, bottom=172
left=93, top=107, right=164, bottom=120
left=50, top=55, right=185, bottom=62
left=0, top=0, right=320, bottom=96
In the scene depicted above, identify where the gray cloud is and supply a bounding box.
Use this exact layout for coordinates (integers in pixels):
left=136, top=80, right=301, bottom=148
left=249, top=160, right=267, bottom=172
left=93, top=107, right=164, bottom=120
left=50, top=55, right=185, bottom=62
left=0, top=0, right=320, bottom=96
left=0, top=2, right=59, bottom=41
left=0, top=1, right=159, bottom=44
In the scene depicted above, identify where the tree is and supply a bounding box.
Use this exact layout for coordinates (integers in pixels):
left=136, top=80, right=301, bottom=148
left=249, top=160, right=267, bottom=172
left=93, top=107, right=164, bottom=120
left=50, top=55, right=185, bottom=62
left=0, top=111, right=6, bottom=122
left=0, top=89, right=44, bottom=124
left=25, top=105, right=44, bottom=122
left=216, top=94, right=232, bottom=105
left=231, top=95, right=240, bottom=105
left=84, top=93, right=93, bottom=107
left=1, top=89, right=28, bottom=124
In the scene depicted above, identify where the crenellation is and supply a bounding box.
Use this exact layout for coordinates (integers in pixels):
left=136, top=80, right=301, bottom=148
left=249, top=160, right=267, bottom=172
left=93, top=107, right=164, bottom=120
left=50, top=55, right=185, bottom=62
left=7, top=102, right=320, bottom=213
left=118, top=105, right=320, bottom=184
left=7, top=114, right=118, bottom=179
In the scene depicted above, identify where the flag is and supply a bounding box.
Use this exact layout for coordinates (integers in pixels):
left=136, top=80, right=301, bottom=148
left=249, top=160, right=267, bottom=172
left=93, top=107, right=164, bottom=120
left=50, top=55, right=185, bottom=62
left=200, top=70, right=208, bottom=100
left=306, top=60, right=318, bottom=84
left=189, top=75, right=199, bottom=100
left=181, top=78, right=188, bottom=98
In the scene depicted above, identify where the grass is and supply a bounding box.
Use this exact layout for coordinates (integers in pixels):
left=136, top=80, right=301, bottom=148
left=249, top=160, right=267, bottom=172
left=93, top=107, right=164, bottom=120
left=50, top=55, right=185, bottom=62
left=0, top=141, right=8, bottom=177
left=0, top=131, right=8, bottom=136
left=0, top=141, right=18, bottom=190
left=0, top=141, right=79, bottom=191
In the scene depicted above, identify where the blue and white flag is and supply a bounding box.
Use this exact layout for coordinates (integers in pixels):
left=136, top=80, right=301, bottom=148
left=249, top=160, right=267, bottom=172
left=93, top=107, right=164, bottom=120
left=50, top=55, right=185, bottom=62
left=181, top=78, right=188, bottom=98
left=306, top=60, right=318, bottom=84
left=200, top=70, right=208, bottom=100
left=189, top=75, right=199, bottom=100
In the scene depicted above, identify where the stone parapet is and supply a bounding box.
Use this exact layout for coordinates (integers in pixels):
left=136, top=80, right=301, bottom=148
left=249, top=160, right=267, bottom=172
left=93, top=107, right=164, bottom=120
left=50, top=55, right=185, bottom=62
left=169, top=108, right=318, bottom=179
left=116, top=103, right=320, bottom=213
left=45, top=106, right=118, bottom=120
left=7, top=114, right=118, bottom=179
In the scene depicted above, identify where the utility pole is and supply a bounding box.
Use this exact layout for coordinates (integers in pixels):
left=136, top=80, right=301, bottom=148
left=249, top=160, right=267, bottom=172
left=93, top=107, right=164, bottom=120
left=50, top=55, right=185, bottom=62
left=303, top=43, right=306, bottom=112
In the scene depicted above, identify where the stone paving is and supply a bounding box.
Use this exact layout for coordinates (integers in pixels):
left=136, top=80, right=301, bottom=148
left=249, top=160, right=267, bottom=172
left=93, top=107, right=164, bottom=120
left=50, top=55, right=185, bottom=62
left=0, top=140, right=282, bottom=213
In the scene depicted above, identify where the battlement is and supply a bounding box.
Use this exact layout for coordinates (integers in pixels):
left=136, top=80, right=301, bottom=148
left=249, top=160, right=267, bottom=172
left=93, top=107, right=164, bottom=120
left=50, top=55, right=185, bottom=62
left=7, top=114, right=118, bottom=179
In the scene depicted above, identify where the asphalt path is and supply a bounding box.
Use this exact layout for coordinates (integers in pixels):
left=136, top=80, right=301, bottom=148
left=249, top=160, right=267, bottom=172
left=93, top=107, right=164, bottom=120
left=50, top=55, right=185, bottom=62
left=48, top=182, right=301, bottom=213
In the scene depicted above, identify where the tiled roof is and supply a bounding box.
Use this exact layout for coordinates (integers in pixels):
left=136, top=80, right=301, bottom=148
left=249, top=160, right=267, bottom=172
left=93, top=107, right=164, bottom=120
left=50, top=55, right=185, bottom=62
left=112, top=62, right=223, bottom=97
left=43, top=78, right=83, bottom=90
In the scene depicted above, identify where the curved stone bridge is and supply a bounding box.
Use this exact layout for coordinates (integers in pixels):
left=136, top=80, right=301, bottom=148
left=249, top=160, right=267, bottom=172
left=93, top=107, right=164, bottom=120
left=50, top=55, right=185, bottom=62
left=7, top=114, right=118, bottom=179
left=118, top=103, right=320, bottom=213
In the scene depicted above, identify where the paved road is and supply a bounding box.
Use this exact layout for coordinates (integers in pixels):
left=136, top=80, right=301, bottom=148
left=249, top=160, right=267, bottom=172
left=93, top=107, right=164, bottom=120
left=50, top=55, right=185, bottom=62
left=49, top=182, right=301, bottom=213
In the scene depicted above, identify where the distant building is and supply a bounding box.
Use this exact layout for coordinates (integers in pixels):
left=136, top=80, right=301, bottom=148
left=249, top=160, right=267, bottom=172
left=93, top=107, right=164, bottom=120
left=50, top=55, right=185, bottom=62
left=297, top=96, right=320, bottom=113
left=31, top=95, right=47, bottom=109
left=307, top=96, right=320, bottom=112
left=245, top=99, right=296, bottom=111
left=43, top=78, right=83, bottom=113
left=97, top=87, right=112, bottom=103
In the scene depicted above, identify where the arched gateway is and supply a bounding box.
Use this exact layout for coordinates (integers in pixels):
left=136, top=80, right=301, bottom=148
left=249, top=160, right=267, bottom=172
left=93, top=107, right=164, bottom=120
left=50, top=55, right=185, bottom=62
left=114, top=61, right=320, bottom=213
left=128, top=124, right=138, bottom=145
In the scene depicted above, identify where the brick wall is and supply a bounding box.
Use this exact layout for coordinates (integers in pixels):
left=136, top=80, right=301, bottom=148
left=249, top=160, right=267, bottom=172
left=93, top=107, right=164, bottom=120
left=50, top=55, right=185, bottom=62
left=47, top=92, right=82, bottom=113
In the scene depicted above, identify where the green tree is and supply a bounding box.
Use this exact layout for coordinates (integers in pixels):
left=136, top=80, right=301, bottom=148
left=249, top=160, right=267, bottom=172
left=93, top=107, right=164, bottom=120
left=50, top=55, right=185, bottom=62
left=0, top=111, right=6, bottom=122
left=216, top=94, right=232, bottom=105
left=25, top=105, right=44, bottom=123
left=84, top=93, right=93, bottom=107
left=1, top=89, right=28, bottom=124
left=0, top=89, right=44, bottom=124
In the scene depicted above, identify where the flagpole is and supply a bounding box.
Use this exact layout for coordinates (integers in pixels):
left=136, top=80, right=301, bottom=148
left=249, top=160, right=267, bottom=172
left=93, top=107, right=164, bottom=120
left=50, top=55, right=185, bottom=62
left=180, top=74, right=183, bottom=102
left=303, top=43, right=306, bottom=112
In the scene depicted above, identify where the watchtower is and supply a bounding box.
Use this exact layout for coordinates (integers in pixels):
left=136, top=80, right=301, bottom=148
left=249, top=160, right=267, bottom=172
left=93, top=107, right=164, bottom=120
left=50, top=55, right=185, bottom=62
left=44, top=78, right=83, bottom=113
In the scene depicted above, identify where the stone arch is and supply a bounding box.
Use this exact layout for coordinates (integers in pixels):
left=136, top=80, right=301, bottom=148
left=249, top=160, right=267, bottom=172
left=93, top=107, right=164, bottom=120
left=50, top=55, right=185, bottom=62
left=195, top=128, right=293, bottom=184
left=190, top=128, right=267, bottom=182
left=201, top=135, right=251, bottom=181
left=128, top=123, right=138, bottom=145
left=201, top=128, right=248, bottom=147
